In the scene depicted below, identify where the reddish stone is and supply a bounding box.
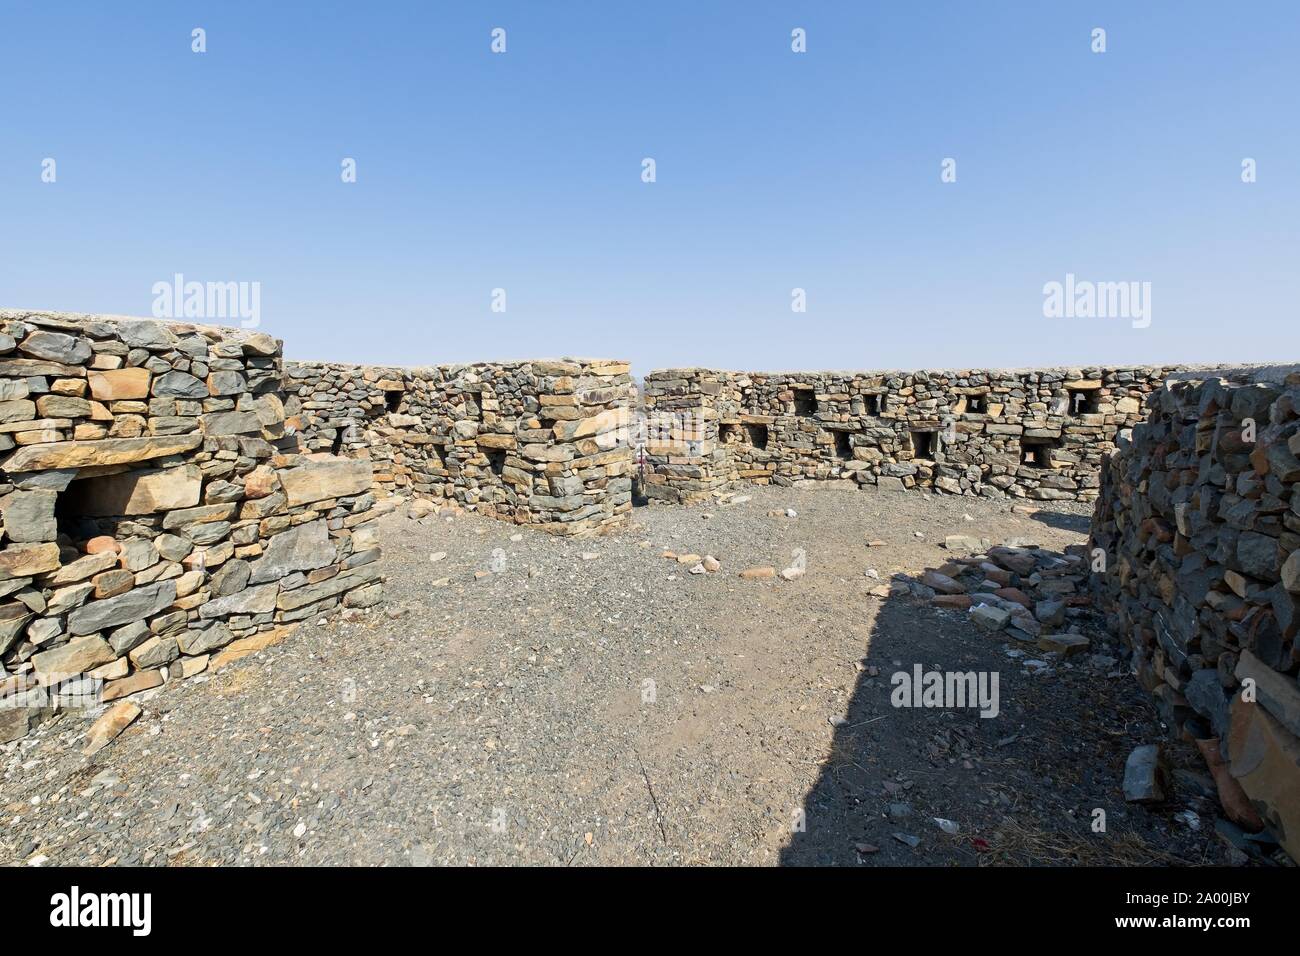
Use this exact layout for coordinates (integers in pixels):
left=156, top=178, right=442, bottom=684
left=85, top=535, right=120, bottom=555
left=994, top=587, right=1033, bottom=608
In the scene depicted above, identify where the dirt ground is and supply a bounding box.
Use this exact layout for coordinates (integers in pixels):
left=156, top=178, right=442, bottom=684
left=0, top=483, right=1234, bottom=866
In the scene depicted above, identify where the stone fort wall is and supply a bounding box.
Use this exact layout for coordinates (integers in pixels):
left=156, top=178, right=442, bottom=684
left=642, top=365, right=1182, bottom=504
left=0, top=310, right=384, bottom=746
left=1091, top=370, right=1300, bottom=860
left=282, top=358, right=636, bottom=535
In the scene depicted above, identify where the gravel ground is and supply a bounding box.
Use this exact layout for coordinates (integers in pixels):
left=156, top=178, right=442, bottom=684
left=1, top=483, right=1232, bottom=866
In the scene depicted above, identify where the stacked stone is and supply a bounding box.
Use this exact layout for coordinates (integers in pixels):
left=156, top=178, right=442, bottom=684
left=646, top=365, right=1175, bottom=502
left=913, top=542, right=1096, bottom=657
left=1091, top=372, right=1300, bottom=860
left=288, top=358, right=636, bottom=535
left=0, top=310, right=384, bottom=745
left=282, top=361, right=413, bottom=494
left=641, top=369, right=730, bottom=504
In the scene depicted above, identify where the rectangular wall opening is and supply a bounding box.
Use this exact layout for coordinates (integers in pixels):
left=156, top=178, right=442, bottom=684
left=57, top=477, right=115, bottom=544
left=833, top=430, right=853, bottom=460
left=486, top=449, right=506, bottom=477
left=793, top=389, right=817, bottom=417
left=431, top=442, right=450, bottom=473
left=865, top=393, right=884, bottom=416
left=745, top=423, right=769, bottom=450
left=910, top=430, right=939, bottom=460
left=1068, top=389, right=1099, bottom=416
left=1020, top=438, right=1058, bottom=468
left=719, top=423, right=739, bottom=444
left=965, top=394, right=987, bottom=414
left=384, top=390, right=403, bottom=413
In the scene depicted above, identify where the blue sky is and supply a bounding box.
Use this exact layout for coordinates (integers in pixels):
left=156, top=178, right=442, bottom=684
left=2, top=1, right=1297, bottom=373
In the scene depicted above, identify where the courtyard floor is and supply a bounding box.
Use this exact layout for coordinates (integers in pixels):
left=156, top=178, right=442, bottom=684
left=1, top=484, right=1229, bottom=866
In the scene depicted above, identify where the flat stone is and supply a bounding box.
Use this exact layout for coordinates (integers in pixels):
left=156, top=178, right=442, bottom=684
left=1037, top=633, right=1090, bottom=657
left=1034, top=599, right=1066, bottom=625
left=87, top=367, right=150, bottom=401
left=0, top=706, right=40, bottom=744
left=1123, top=744, right=1168, bottom=803
left=920, top=570, right=965, bottom=594
left=0, top=489, right=58, bottom=542
left=211, top=624, right=295, bottom=670
left=0, top=542, right=61, bottom=580
left=277, top=458, right=372, bottom=506
left=969, top=603, right=1010, bottom=631
left=177, top=622, right=235, bottom=656
left=1, top=434, right=201, bottom=472
left=152, top=370, right=207, bottom=399
left=1282, top=550, right=1300, bottom=594
left=82, top=702, right=141, bottom=755
left=248, top=520, right=334, bottom=584
left=128, top=635, right=178, bottom=669
left=66, top=579, right=177, bottom=635
left=0, top=603, right=34, bottom=654
left=92, top=568, right=135, bottom=599
left=116, top=319, right=177, bottom=349
left=31, top=635, right=116, bottom=681
left=1226, top=697, right=1300, bottom=860
left=119, top=539, right=159, bottom=572
left=276, top=566, right=381, bottom=612
left=1235, top=649, right=1300, bottom=739
left=34, top=394, right=92, bottom=419
left=210, top=559, right=251, bottom=596
left=19, top=330, right=91, bottom=365
left=0, top=399, right=36, bottom=424
left=160, top=503, right=236, bottom=530
left=108, top=621, right=150, bottom=655
left=47, top=581, right=94, bottom=614
left=42, top=550, right=118, bottom=586
left=202, top=410, right=261, bottom=436
left=64, top=463, right=202, bottom=516
left=198, top=581, right=279, bottom=618
left=102, top=670, right=163, bottom=702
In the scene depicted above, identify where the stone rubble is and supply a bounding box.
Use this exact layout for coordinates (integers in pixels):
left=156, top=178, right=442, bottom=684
left=909, top=542, right=1097, bottom=657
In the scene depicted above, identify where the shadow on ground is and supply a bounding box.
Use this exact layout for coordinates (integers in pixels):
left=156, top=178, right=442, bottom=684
left=778, top=577, right=1212, bottom=867
left=1028, top=509, right=1092, bottom=534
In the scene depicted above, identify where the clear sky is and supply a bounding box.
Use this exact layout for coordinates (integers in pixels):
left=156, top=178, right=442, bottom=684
left=2, top=1, right=1297, bottom=373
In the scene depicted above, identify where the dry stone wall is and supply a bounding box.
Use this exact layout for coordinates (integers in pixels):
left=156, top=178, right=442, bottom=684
left=1091, top=371, right=1300, bottom=860
left=0, top=310, right=385, bottom=746
left=284, top=358, right=636, bottom=535
left=643, top=365, right=1178, bottom=504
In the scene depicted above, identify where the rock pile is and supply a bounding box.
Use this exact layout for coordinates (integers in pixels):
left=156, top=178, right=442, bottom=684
left=1091, top=371, right=1300, bottom=861
left=0, top=310, right=385, bottom=746
left=911, top=542, right=1097, bottom=658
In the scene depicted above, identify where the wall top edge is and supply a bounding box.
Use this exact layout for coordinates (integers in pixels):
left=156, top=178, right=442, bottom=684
left=0, top=308, right=279, bottom=345
left=644, top=363, right=1298, bottom=382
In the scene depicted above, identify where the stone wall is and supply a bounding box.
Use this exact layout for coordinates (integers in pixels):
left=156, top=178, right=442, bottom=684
left=283, top=358, right=636, bottom=535
left=0, top=310, right=385, bottom=745
left=643, top=365, right=1179, bottom=504
left=1090, top=371, right=1300, bottom=860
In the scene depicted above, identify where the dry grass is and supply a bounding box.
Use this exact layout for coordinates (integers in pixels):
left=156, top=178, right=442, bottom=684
left=982, top=816, right=1198, bottom=866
